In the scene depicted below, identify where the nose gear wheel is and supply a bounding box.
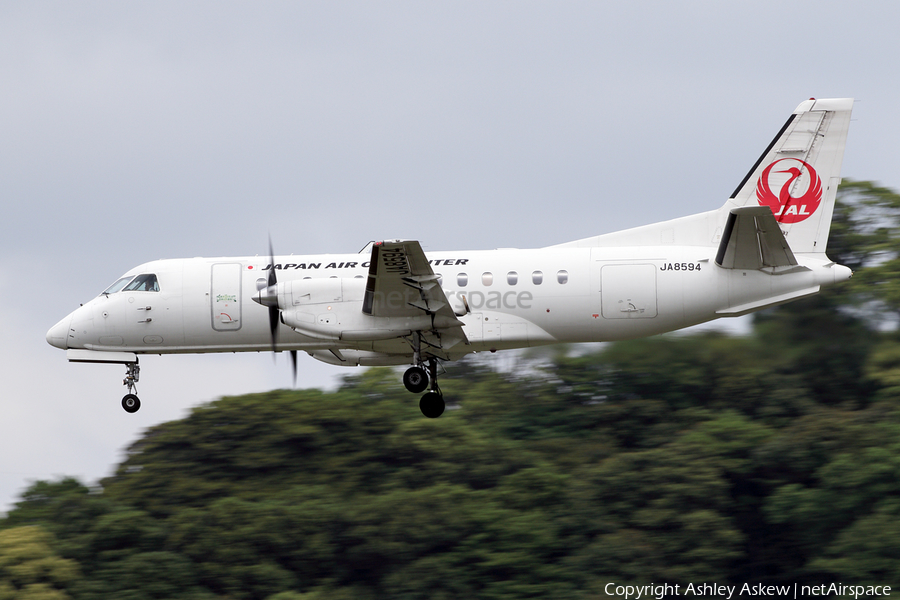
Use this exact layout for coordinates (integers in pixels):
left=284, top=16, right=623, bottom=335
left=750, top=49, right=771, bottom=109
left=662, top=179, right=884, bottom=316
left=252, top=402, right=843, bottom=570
left=122, top=394, right=141, bottom=413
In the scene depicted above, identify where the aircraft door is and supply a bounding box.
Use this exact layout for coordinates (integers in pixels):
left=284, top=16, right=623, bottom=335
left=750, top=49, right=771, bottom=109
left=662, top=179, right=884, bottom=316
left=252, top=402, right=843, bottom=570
left=211, top=263, right=242, bottom=331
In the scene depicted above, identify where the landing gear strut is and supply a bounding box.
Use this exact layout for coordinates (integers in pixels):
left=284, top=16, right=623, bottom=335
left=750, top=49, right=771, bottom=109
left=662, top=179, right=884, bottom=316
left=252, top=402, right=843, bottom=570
left=122, top=360, right=141, bottom=413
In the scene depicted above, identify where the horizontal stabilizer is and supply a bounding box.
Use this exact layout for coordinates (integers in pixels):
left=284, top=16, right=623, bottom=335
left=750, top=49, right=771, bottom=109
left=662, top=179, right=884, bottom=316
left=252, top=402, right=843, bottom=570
left=715, top=207, right=797, bottom=270
left=717, top=286, right=820, bottom=316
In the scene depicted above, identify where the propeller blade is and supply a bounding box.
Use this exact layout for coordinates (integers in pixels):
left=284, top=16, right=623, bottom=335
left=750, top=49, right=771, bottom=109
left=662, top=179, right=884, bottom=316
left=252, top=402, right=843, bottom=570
left=267, top=235, right=279, bottom=353
left=263, top=237, right=294, bottom=384
left=267, top=236, right=277, bottom=288
left=269, top=306, right=279, bottom=354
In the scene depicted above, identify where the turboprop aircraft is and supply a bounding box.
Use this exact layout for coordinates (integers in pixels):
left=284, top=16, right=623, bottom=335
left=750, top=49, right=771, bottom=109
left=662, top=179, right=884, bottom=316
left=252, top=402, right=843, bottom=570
left=47, top=98, right=854, bottom=418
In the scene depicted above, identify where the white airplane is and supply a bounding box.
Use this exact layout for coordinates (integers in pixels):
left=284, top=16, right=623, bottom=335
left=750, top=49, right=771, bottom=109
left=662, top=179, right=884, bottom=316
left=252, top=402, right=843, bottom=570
left=47, top=98, right=854, bottom=418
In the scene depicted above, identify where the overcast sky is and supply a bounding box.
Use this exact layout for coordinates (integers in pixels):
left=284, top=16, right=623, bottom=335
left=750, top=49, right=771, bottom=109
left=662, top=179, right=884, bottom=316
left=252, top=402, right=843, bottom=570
left=2, top=1, right=898, bottom=513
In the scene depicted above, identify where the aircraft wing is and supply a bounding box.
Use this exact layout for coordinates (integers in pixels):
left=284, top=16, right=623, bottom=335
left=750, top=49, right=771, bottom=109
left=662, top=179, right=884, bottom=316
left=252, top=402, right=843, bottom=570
left=362, top=240, right=468, bottom=353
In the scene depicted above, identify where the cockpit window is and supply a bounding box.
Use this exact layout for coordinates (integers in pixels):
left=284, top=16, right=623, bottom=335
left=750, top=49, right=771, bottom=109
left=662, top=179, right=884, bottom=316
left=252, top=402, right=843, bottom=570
left=102, top=276, right=134, bottom=295
left=123, top=274, right=160, bottom=292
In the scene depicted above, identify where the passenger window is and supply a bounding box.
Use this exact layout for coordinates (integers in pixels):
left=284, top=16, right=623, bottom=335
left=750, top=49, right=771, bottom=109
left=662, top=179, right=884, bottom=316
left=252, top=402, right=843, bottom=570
left=457, top=273, right=468, bottom=287
left=507, top=271, right=518, bottom=285
left=123, top=274, right=160, bottom=292
left=557, top=270, right=568, bottom=284
left=482, top=272, right=493, bottom=286
left=532, top=270, right=543, bottom=285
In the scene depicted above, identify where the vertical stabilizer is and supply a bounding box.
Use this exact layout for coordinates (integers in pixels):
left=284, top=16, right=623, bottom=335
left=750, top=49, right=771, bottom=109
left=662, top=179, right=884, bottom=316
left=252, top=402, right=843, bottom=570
left=725, top=98, right=853, bottom=254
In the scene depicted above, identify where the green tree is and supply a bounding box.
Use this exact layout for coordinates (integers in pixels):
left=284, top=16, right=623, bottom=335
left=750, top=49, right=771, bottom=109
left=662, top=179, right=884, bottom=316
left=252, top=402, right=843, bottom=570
left=0, top=526, right=79, bottom=600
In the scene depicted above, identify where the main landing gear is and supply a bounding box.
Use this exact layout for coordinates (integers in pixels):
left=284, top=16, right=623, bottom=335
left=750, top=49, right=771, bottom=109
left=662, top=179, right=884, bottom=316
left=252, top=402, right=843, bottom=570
left=121, top=360, right=141, bottom=413
left=403, top=357, right=444, bottom=418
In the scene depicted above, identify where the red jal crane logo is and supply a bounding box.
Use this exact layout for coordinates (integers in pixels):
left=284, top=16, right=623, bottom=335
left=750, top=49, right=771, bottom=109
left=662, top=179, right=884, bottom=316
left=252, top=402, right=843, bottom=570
left=756, top=158, right=823, bottom=224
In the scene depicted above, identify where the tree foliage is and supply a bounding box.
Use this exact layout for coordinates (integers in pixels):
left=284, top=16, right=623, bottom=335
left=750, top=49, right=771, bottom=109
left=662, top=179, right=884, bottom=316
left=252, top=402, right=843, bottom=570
left=0, top=526, right=78, bottom=600
left=4, top=181, right=900, bottom=597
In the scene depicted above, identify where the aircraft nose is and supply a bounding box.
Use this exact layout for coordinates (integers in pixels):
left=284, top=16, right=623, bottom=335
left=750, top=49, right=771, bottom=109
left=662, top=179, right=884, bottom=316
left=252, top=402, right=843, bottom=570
left=46, top=315, right=71, bottom=350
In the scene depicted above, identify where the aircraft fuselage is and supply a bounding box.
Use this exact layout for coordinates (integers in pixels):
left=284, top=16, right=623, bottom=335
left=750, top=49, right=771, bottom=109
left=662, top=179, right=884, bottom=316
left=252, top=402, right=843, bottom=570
left=48, top=245, right=848, bottom=365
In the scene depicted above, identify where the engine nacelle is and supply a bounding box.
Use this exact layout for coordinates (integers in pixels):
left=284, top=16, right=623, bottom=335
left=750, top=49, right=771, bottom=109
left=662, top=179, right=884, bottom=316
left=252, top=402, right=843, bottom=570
left=307, top=349, right=411, bottom=366
left=269, top=277, right=452, bottom=342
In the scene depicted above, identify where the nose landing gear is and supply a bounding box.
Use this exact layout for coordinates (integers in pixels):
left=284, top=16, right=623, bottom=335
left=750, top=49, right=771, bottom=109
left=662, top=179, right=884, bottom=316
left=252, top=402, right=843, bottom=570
left=122, top=361, right=141, bottom=413
left=404, top=357, right=444, bottom=418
